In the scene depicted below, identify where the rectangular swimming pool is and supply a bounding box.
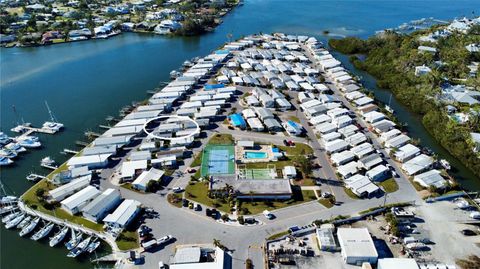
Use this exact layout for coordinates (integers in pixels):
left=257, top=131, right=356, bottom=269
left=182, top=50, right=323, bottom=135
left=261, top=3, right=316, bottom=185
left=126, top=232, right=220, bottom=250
left=245, top=151, right=267, bottom=159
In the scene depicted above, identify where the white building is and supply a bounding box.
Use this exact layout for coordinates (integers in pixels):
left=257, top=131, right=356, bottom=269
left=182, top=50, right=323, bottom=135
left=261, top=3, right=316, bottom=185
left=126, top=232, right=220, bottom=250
left=132, top=168, right=165, bottom=192
left=344, top=174, right=379, bottom=197
left=61, top=185, right=100, bottom=215
left=283, top=166, right=297, bottom=179
left=413, top=170, right=447, bottom=189
left=82, top=188, right=122, bottom=223
left=337, top=228, right=378, bottom=265
left=120, top=160, right=148, bottom=180
left=103, top=199, right=141, bottom=229
left=67, top=154, right=111, bottom=169
left=377, top=258, right=419, bottom=269
left=402, top=154, right=433, bottom=176
left=170, top=245, right=226, bottom=269
left=47, top=175, right=91, bottom=202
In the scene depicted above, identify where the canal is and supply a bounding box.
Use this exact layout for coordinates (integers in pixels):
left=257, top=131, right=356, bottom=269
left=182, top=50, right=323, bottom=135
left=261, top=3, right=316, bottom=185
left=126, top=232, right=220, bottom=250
left=1, top=0, right=479, bottom=268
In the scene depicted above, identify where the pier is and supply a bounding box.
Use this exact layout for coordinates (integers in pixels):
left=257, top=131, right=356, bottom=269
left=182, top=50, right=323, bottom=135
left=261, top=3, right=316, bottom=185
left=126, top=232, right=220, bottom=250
left=63, top=149, right=79, bottom=155
left=13, top=125, right=58, bottom=139
left=40, top=163, right=58, bottom=170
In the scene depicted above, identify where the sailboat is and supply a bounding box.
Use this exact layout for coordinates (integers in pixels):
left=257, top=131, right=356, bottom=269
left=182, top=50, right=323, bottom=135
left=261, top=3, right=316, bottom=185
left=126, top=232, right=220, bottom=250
left=385, top=94, right=395, bottom=114
left=31, top=222, right=54, bottom=241
left=67, top=236, right=92, bottom=258
left=65, top=228, right=82, bottom=250
left=19, top=217, right=40, bottom=237
left=49, top=226, right=69, bottom=247
left=42, top=101, right=64, bottom=132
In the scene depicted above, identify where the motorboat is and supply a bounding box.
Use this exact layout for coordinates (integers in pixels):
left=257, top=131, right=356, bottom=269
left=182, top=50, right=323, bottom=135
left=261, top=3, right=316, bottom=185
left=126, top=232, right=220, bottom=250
left=0, top=205, right=17, bottom=214
left=19, top=217, right=40, bottom=237
left=31, top=222, right=54, bottom=241
left=0, top=195, right=17, bottom=205
left=65, top=229, right=82, bottom=250
left=0, top=132, right=12, bottom=146
left=40, top=157, right=55, bottom=166
left=26, top=173, right=42, bottom=181
left=17, top=136, right=41, bottom=148
left=0, top=149, right=18, bottom=159
left=86, top=238, right=100, bottom=253
left=49, top=226, right=69, bottom=247
left=67, top=236, right=92, bottom=258
left=5, top=213, right=25, bottom=229
left=0, top=156, right=13, bottom=166
left=440, top=159, right=451, bottom=170
left=2, top=211, right=20, bottom=223
left=5, top=143, right=27, bottom=153
left=456, top=198, right=470, bottom=209
left=16, top=215, right=32, bottom=229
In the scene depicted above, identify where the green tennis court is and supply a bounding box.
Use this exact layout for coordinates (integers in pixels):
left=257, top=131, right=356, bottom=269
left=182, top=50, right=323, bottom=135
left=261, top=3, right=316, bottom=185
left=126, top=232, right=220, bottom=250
left=239, top=168, right=274, bottom=180
left=201, top=145, right=235, bottom=177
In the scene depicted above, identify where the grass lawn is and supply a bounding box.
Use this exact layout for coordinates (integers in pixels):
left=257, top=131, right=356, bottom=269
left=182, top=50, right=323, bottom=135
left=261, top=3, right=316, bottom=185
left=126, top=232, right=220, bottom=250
left=277, top=143, right=313, bottom=156
left=292, top=178, right=316, bottom=186
left=343, top=187, right=360, bottom=200
left=208, top=133, right=234, bottom=145
left=116, top=230, right=139, bottom=251
left=239, top=189, right=317, bottom=215
left=167, top=193, right=182, bottom=208
left=121, top=183, right=145, bottom=194
left=184, top=181, right=231, bottom=213
left=378, top=178, right=399, bottom=193
left=267, top=230, right=290, bottom=240
left=288, top=116, right=301, bottom=123
left=318, top=198, right=334, bottom=208
left=191, top=152, right=203, bottom=167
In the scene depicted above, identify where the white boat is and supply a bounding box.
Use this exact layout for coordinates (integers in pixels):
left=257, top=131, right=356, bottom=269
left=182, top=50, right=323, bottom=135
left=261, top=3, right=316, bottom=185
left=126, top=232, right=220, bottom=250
left=5, top=213, right=25, bottom=229
left=31, top=222, right=54, bottom=241
left=440, top=159, right=451, bottom=170
left=0, top=132, right=13, bottom=145
left=0, top=156, right=14, bottom=166
left=41, top=157, right=55, bottom=166
left=0, top=205, right=17, bottom=214
left=0, top=196, right=17, bottom=205
left=67, top=236, right=92, bottom=258
left=5, top=143, right=27, bottom=153
left=385, top=94, right=395, bottom=114
left=406, top=242, right=426, bottom=250
left=456, top=199, right=470, bottom=209
left=19, top=217, right=40, bottom=237
left=43, top=101, right=64, bottom=132
left=86, top=238, right=100, bottom=253
left=0, top=149, right=18, bottom=159
left=16, top=215, right=32, bottom=229
left=65, top=229, right=82, bottom=250
left=49, top=226, right=69, bottom=247
left=2, top=211, right=20, bottom=223
left=17, top=137, right=41, bottom=148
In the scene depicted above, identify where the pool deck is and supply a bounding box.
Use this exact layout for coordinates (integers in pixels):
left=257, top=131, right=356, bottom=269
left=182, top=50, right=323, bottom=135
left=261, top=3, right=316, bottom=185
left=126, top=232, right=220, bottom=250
left=235, top=144, right=274, bottom=163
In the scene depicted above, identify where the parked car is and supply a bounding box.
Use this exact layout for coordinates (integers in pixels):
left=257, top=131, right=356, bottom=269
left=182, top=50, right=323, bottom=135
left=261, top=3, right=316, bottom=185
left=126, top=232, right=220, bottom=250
left=210, top=208, right=218, bottom=218
left=289, top=226, right=300, bottom=233
left=188, top=202, right=194, bottom=209
left=157, top=235, right=174, bottom=245
left=158, top=261, right=167, bottom=269
left=172, top=187, right=184, bottom=193
left=182, top=199, right=189, bottom=207
left=263, top=210, right=274, bottom=219
left=461, top=229, right=476, bottom=236
left=187, top=168, right=196, bottom=173
left=194, top=203, right=201, bottom=211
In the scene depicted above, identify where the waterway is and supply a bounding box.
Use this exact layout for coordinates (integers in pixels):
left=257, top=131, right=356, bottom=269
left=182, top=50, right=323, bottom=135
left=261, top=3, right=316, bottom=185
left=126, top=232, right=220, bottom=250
left=1, top=1, right=479, bottom=268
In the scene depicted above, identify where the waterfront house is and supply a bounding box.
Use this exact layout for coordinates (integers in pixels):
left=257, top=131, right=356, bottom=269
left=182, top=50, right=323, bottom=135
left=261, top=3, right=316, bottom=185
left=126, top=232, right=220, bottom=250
left=394, top=144, right=420, bottom=162
left=384, top=134, right=410, bottom=149
left=413, top=170, right=447, bottom=189
left=67, top=154, right=111, bottom=169
left=402, top=154, right=433, bottom=176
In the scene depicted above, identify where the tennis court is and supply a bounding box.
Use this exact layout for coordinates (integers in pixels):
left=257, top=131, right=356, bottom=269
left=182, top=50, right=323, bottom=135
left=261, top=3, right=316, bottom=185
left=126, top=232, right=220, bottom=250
left=238, top=167, right=275, bottom=180
left=201, top=145, right=235, bottom=176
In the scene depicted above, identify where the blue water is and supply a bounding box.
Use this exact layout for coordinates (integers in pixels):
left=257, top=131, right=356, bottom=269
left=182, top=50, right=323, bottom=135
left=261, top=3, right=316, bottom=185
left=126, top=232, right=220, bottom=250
left=2, top=0, right=480, bottom=268
left=245, top=151, right=268, bottom=159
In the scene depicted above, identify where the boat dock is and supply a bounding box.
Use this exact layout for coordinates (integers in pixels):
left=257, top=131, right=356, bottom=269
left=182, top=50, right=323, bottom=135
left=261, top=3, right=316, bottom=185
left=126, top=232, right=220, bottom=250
left=98, top=125, right=112, bottom=130
left=63, top=149, right=79, bottom=155
left=40, top=163, right=58, bottom=170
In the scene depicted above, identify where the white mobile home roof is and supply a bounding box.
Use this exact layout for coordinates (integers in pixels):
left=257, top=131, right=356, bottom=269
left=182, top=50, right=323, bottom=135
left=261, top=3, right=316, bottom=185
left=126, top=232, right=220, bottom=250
left=321, top=132, right=341, bottom=143
left=247, top=117, right=264, bottom=130
left=359, top=153, right=383, bottom=170
left=351, top=142, right=374, bottom=158
left=129, top=151, right=152, bottom=161
left=104, top=125, right=144, bottom=137
left=82, top=188, right=121, bottom=221
left=394, top=144, right=420, bottom=162
left=48, top=175, right=91, bottom=202
left=136, top=104, right=166, bottom=112
left=331, top=150, right=355, bottom=166
left=115, top=119, right=149, bottom=127
left=121, top=160, right=148, bottom=178
left=67, top=154, right=111, bottom=167
left=366, top=165, right=389, bottom=181
left=345, top=91, right=365, bottom=101
left=325, top=139, right=349, bottom=154
left=61, top=185, right=100, bottom=213
left=82, top=145, right=117, bottom=156
left=132, top=168, right=165, bottom=190
left=338, top=124, right=359, bottom=138
left=380, top=128, right=401, bottom=142
left=337, top=161, right=359, bottom=178
left=310, top=114, right=331, bottom=125
left=345, top=174, right=380, bottom=196
left=354, top=96, right=374, bottom=106
left=316, top=122, right=337, bottom=134
left=414, top=170, right=447, bottom=189
left=300, top=99, right=322, bottom=110
left=344, top=132, right=367, bottom=146
left=93, top=135, right=133, bottom=147
left=327, top=107, right=349, bottom=119
left=385, top=134, right=410, bottom=148
left=242, top=108, right=257, bottom=119
left=402, top=154, right=433, bottom=175
left=124, top=110, right=162, bottom=120
left=364, top=111, right=386, bottom=123
left=103, top=199, right=141, bottom=227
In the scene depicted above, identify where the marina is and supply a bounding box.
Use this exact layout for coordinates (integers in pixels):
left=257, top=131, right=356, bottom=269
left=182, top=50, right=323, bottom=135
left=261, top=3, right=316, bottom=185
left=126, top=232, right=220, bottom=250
left=2, top=1, right=480, bottom=269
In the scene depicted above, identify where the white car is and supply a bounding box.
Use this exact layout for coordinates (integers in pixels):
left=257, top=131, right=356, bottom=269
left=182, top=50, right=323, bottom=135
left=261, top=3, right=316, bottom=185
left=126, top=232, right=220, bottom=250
left=263, top=210, right=274, bottom=219
left=172, top=187, right=183, bottom=193
left=157, top=235, right=174, bottom=245
left=470, top=211, right=480, bottom=220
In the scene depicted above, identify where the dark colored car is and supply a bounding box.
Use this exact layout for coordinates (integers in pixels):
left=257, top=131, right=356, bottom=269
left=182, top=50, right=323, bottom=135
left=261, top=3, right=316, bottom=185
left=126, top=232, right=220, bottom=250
left=182, top=199, right=189, bottom=207
left=461, top=229, right=476, bottom=236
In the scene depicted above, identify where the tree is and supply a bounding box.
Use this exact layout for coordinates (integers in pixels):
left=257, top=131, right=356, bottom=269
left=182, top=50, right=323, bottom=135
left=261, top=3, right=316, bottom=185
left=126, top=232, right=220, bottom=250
left=35, top=188, right=45, bottom=198
left=221, top=213, right=229, bottom=222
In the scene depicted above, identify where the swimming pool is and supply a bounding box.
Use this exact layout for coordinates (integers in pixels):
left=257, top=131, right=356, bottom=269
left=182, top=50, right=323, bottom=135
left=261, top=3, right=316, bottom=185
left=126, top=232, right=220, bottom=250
left=245, top=151, right=267, bottom=159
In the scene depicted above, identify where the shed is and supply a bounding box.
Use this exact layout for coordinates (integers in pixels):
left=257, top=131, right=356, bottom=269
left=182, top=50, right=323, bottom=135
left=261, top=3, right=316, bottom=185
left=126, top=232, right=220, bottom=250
left=337, top=228, right=378, bottom=265
left=103, top=199, right=142, bottom=229
left=61, top=185, right=100, bottom=215
left=82, top=188, right=122, bottom=223
left=132, top=168, right=165, bottom=192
